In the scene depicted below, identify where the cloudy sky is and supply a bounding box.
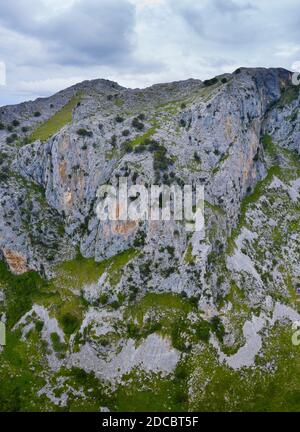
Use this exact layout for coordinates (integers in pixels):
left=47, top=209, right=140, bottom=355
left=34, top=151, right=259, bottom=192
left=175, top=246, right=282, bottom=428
left=0, top=0, right=300, bottom=105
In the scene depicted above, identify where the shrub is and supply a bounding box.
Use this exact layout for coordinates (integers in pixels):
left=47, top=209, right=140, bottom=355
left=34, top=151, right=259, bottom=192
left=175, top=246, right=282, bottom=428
left=77, top=128, right=93, bottom=137
left=221, top=77, right=228, bottom=84
left=35, top=320, right=44, bottom=332
left=99, top=293, right=109, bottom=305
left=171, top=319, right=188, bottom=352
left=12, top=120, right=20, bottom=127
left=115, top=115, right=124, bottom=123
left=61, top=313, right=80, bottom=335
left=21, top=126, right=29, bottom=133
left=133, top=229, right=147, bottom=247
left=210, top=316, right=225, bottom=342
left=121, top=140, right=133, bottom=153
left=6, top=134, right=18, bottom=144
left=194, top=151, right=201, bottom=163
left=7, top=125, right=13, bottom=132
left=235, top=68, right=241, bottom=74
left=181, top=103, right=187, bottom=109
left=153, top=147, right=172, bottom=172
left=132, top=117, right=144, bottom=131
left=34, top=111, right=41, bottom=117
left=111, top=134, right=117, bottom=147
left=203, top=77, right=218, bottom=86
left=0, top=122, right=5, bottom=130
left=195, top=320, right=211, bottom=342
left=0, top=172, right=9, bottom=181
left=179, top=119, right=186, bottom=128
left=138, top=113, right=146, bottom=121
left=50, top=332, right=66, bottom=353
left=122, top=129, right=130, bottom=137
left=127, top=322, right=140, bottom=339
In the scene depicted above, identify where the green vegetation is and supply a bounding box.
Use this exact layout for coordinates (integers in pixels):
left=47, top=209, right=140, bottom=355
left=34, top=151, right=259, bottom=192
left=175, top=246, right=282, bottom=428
left=54, top=248, right=138, bottom=291
left=115, top=115, right=124, bottom=123
left=275, top=84, right=300, bottom=109
left=262, top=134, right=277, bottom=157
left=184, top=243, right=195, bottom=265
left=0, top=262, right=44, bottom=328
left=189, top=324, right=300, bottom=411
left=6, top=133, right=18, bottom=144
left=132, top=117, right=145, bottom=131
left=50, top=333, right=66, bottom=354
left=114, top=366, right=189, bottom=412
left=122, top=127, right=157, bottom=152
left=203, top=77, right=219, bottom=87
left=228, top=166, right=282, bottom=253
left=77, top=128, right=93, bottom=137
left=29, top=94, right=82, bottom=142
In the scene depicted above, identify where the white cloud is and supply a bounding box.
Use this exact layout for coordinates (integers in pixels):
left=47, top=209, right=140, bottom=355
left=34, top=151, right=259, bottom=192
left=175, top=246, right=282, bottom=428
left=0, top=61, right=6, bottom=86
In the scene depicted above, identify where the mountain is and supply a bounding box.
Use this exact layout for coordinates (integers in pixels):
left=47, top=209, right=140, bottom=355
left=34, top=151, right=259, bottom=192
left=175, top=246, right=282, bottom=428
left=0, top=67, right=300, bottom=411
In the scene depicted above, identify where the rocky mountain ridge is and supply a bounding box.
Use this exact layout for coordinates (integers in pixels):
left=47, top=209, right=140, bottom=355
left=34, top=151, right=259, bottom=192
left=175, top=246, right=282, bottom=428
left=0, top=67, right=300, bottom=411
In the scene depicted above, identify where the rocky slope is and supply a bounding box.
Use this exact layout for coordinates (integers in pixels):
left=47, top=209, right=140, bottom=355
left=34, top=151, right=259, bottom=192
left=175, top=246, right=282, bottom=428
left=0, top=67, right=299, bottom=411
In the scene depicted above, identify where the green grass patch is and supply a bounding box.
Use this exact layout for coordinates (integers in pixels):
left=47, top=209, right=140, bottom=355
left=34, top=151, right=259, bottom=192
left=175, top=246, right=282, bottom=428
left=29, top=94, right=82, bottom=143
left=262, top=134, right=277, bottom=157
left=124, top=127, right=157, bottom=151
left=189, top=323, right=300, bottom=411
left=113, top=365, right=189, bottom=412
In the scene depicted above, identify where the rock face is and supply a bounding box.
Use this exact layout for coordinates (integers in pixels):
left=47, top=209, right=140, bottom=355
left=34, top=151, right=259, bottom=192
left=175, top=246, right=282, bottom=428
left=1, top=68, right=300, bottom=411
left=0, top=69, right=294, bottom=281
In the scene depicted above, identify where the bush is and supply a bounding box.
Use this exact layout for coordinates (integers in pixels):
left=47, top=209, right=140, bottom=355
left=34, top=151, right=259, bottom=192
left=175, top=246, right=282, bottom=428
left=132, top=117, right=144, bottom=131
left=34, top=111, right=41, bottom=117
left=181, top=103, right=187, bottom=109
left=203, top=77, right=218, bottom=86
left=21, top=126, right=29, bottom=133
left=50, top=332, right=66, bottom=353
left=77, top=128, right=93, bottom=137
left=133, top=229, right=147, bottom=247
left=122, top=129, right=130, bottom=137
left=12, top=120, right=20, bottom=127
left=61, top=313, right=80, bottom=335
left=179, top=119, right=186, bottom=128
left=0, top=172, right=9, bottom=181
left=221, top=77, right=228, bottom=84
left=115, top=115, right=124, bottom=123
left=138, top=113, right=146, bottom=121
left=171, top=319, right=188, bottom=352
left=99, top=293, right=109, bottom=305
left=6, top=134, right=18, bottom=144
left=0, top=122, right=5, bottom=130
left=7, top=125, right=13, bottom=132
left=153, top=145, right=172, bottom=172
left=210, top=316, right=225, bottom=342
left=194, top=151, right=201, bottom=163
left=127, top=322, right=140, bottom=339
left=195, top=320, right=211, bottom=342
left=111, top=135, right=117, bottom=147
left=121, top=140, right=133, bottom=153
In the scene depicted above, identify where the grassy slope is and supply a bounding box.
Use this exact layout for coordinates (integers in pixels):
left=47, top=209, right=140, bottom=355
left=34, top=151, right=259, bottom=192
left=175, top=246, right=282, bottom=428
left=29, top=94, right=82, bottom=143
